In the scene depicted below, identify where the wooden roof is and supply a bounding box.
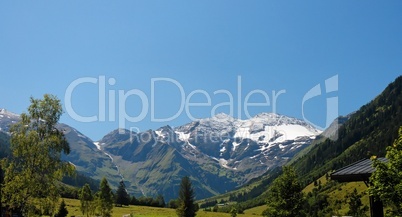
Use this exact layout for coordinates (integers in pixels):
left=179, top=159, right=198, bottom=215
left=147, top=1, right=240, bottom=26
left=330, top=158, right=388, bottom=182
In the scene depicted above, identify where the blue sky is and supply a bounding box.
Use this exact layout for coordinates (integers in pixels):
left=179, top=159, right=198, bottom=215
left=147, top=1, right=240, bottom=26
left=1, top=1, right=401, bottom=140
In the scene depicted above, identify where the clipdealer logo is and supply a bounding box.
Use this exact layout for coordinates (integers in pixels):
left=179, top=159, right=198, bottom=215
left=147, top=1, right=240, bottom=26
left=64, top=75, right=338, bottom=140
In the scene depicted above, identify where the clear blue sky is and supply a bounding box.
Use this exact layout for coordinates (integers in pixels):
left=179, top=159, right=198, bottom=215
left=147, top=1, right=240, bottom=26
left=1, top=1, right=401, bottom=140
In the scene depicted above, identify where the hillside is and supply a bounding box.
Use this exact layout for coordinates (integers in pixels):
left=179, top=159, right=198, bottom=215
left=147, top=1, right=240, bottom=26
left=58, top=123, right=122, bottom=187
left=288, top=114, right=351, bottom=164
left=204, top=75, right=402, bottom=213
left=292, top=75, right=402, bottom=185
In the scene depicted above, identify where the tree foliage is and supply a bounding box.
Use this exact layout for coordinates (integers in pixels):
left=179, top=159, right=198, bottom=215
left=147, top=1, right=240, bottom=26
left=1, top=94, right=72, bottom=215
left=129, top=195, right=167, bottom=208
left=369, top=126, right=402, bottom=216
left=98, top=177, right=114, bottom=217
left=347, top=188, right=368, bottom=217
left=263, top=166, right=305, bottom=217
left=80, top=183, right=94, bottom=217
left=305, top=188, right=331, bottom=217
left=115, top=180, right=130, bottom=206
left=168, top=199, right=179, bottom=209
left=155, top=194, right=166, bottom=208
left=230, top=207, right=237, bottom=217
left=176, top=176, right=197, bottom=217
left=55, top=199, right=68, bottom=217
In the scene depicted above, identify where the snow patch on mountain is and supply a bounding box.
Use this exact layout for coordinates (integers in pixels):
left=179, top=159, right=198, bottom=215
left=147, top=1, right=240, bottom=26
left=176, top=131, right=190, bottom=141
left=232, top=141, right=240, bottom=151
left=219, top=158, right=230, bottom=169
left=154, top=130, right=163, bottom=138
left=220, top=146, right=226, bottom=154
left=93, top=142, right=102, bottom=150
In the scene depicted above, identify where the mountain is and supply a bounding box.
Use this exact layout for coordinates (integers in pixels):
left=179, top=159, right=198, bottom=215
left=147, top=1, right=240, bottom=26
left=58, top=123, right=122, bottom=187
left=175, top=113, right=320, bottom=176
left=0, top=108, right=321, bottom=201
left=98, top=127, right=238, bottom=199
left=97, top=112, right=320, bottom=201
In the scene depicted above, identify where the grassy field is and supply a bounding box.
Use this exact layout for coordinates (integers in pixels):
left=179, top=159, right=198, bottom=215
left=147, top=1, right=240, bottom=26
left=62, top=173, right=370, bottom=216
left=302, top=173, right=370, bottom=216
left=302, top=173, right=329, bottom=194
left=63, top=198, right=262, bottom=217
left=243, top=205, right=266, bottom=216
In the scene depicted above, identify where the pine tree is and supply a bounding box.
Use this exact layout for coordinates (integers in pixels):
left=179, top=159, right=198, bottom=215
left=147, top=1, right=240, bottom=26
left=263, top=166, right=305, bottom=217
left=156, top=194, right=166, bottom=207
left=176, top=176, right=197, bottom=217
left=55, top=200, right=68, bottom=217
left=115, top=180, right=130, bottom=206
left=1, top=94, right=72, bottom=215
left=130, top=196, right=138, bottom=205
left=98, top=177, right=114, bottom=217
left=90, top=192, right=100, bottom=216
left=80, top=183, right=93, bottom=217
left=212, top=204, right=218, bottom=212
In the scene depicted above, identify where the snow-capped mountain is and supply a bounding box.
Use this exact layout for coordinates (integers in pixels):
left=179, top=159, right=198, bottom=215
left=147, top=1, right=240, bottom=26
left=0, top=109, right=321, bottom=201
left=0, top=109, right=20, bottom=132
left=177, top=112, right=320, bottom=150
left=174, top=113, right=321, bottom=177
left=96, top=112, right=321, bottom=200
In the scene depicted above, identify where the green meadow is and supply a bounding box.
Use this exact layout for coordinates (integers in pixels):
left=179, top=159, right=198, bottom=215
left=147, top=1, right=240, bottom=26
left=63, top=198, right=263, bottom=217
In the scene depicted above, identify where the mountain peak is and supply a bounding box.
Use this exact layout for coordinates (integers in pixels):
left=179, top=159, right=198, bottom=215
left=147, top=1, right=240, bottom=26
left=252, top=112, right=280, bottom=119
left=0, top=108, right=20, bottom=117
left=157, top=125, right=173, bottom=132
left=211, top=112, right=235, bottom=121
left=0, top=108, right=21, bottom=132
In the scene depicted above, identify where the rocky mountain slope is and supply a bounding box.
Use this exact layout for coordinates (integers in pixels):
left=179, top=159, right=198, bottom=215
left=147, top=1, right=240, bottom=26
left=57, top=123, right=121, bottom=187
